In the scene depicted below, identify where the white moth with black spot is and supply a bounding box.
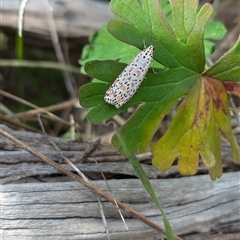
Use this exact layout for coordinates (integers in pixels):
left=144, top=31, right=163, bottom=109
left=104, top=45, right=154, bottom=108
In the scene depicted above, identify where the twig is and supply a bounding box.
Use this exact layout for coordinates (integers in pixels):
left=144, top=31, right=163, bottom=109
left=8, top=97, right=79, bottom=120
left=0, top=59, right=81, bottom=75
left=94, top=157, right=129, bottom=231
left=69, top=114, right=75, bottom=140
left=45, top=1, right=76, bottom=98
left=72, top=138, right=101, bottom=163
left=0, top=115, right=42, bottom=133
left=0, top=128, right=183, bottom=240
left=0, top=90, right=77, bottom=128
left=37, top=115, right=110, bottom=238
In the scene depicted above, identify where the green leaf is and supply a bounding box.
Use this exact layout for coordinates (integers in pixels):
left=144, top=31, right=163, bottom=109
left=108, top=0, right=212, bottom=72
left=79, top=25, right=140, bottom=74
left=203, top=21, right=227, bottom=55
left=79, top=1, right=224, bottom=70
left=79, top=0, right=239, bottom=178
left=112, top=68, right=198, bottom=152
left=203, top=39, right=215, bottom=56
left=204, top=21, right=227, bottom=40
left=204, top=38, right=240, bottom=81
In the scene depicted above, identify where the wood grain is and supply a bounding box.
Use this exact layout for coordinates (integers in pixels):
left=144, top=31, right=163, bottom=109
left=1, top=172, right=239, bottom=240
left=2, top=0, right=112, bottom=38
left=1, top=124, right=239, bottom=239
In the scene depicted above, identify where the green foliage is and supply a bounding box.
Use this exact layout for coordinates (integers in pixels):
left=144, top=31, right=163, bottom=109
left=204, top=21, right=227, bottom=55
left=116, top=131, right=174, bottom=239
left=79, top=0, right=240, bottom=180
left=0, top=32, right=8, bottom=51
left=79, top=25, right=141, bottom=73
left=79, top=1, right=226, bottom=70
left=16, top=33, right=24, bottom=60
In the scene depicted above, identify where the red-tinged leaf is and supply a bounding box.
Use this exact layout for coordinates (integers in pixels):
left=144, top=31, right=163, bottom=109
left=152, top=76, right=240, bottom=176
left=205, top=77, right=240, bottom=164
left=203, top=77, right=239, bottom=180
left=152, top=79, right=212, bottom=175
left=205, top=115, right=222, bottom=181
left=223, top=82, right=240, bottom=97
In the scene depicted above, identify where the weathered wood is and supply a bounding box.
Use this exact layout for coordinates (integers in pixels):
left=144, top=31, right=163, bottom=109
left=0, top=124, right=180, bottom=184
left=1, top=124, right=240, bottom=239
left=1, top=124, right=238, bottom=185
left=1, top=172, right=239, bottom=240
left=2, top=0, right=113, bottom=38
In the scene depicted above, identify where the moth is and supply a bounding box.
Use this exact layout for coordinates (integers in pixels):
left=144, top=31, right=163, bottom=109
left=104, top=45, right=154, bottom=108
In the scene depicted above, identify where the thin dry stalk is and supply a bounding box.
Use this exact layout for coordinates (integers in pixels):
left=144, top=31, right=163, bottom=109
left=0, top=128, right=183, bottom=240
